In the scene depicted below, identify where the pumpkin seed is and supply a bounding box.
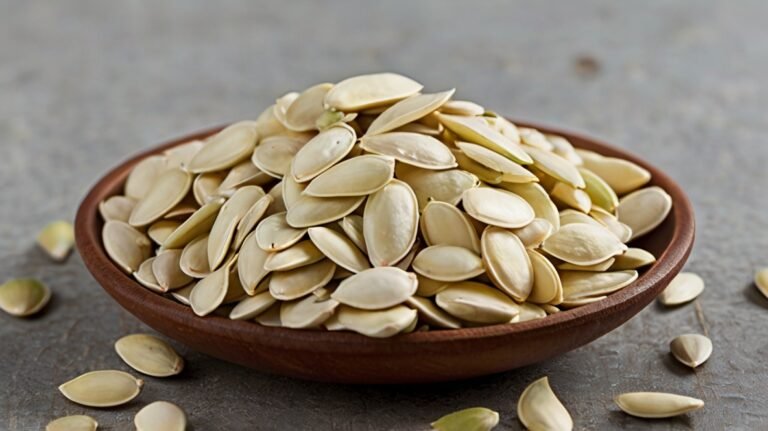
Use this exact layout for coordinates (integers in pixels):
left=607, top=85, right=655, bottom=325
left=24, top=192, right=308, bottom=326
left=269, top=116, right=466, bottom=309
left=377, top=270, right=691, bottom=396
left=499, top=182, right=560, bottom=231
left=335, top=304, right=418, bottom=338
left=291, top=125, right=356, bottom=182
left=283, top=83, right=334, bottom=131
left=193, top=172, right=225, bottom=205
left=421, top=201, right=481, bottom=253
left=511, top=218, right=553, bottom=248
left=614, top=392, right=704, bottom=418
left=558, top=258, right=616, bottom=272
left=540, top=303, right=561, bottom=314
left=164, top=140, right=203, bottom=170
left=304, top=155, right=395, bottom=197
left=36, top=220, right=75, bottom=262
left=0, top=278, right=51, bottom=317
left=559, top=209, right=603, bottom=228
left=324, top=73, right=423, bottom=111
left=331, top=267, right=416, bottom=309
left=456, top=141, right=538, bottom=183
left=189, top=259, right=234, bottom=316
left=542, top=223, right=626, bottom=266
left=256, top=104, right=287, bottom=139
left=125, top=155, right=168, bottom=200
left=670, top=334, right=712, bottom=368
left=413, top=245, right=485, bottom=282
left=147, top=220, right=180, bottom=245
left=58, top=370, right=143, bottom=408
left=527, top=250, right=562, bottom=304
left=524, top=146, right=585, bottom=189
left=103, top=221, right=152, bottom=273
left=229, top=290, right=276, bottom=320
left=252, top=135, right=307, bottom=176
left=187, top=121, right=258, bottom=173
left=280, top=295, right=340, bottom=328
left=360, top=132, right=456, bottom=170
left=152, top=250, right=193, bottom=291
left=517, top=376, right=573, bottom=431
left=365, top=89, right=454, bottom=136
left=560, top=270, right=638, bottom=300
left=617, top=186, right=673, bottom=240
left=217, top=161, right=270, bottom=194
left=263, top=240, right=324, bottom=271
left=129, top=168, right=191, bottom=227
left=208, top=186, right=263, bottom=269
left=481, top=227, right=533, bottom=302
left=99, top=195, right=136, bottom=222
left=397, top=167, right=479, bottom=211
left=405, top=296, right=461, bottom=329
left=659, top=272, right=704, bottom=306
left=134, top=401, right=187, bottom=431
left=431, top=407, right=499, bottom=431
left=269, top=259, right=336, bottom=300
left=435, top=282, right=519, bottom=324
left=462, top=187, right=535, bottom=229
left=454, top=149, right=504, bottom=184
left=134, top=258, right=166, bottom=294
left=265, top=181, right=287, bottom=216
left=179, top=235, right=211, bottom=278
left=339, top=215, right=367, bottom=253
left=516, top=302, right=547, bottom=322
left=286, top=194, right=365, bottom=228
left=579, top=151, right=651, bottom=195
left=281, top=167, right=306, bottom=209
left=579, top=167, right=618, bottom=212
left=170, top=284, right=194, bottom=306
left=273, top=92, right=299, bottom=128
left=547, top=135, right=582, bottom=165
left=364, top=179, right=419, bottom=266
left=435, top=113, right=532, bottom=164
left=550, top=182, right=592, bottom=213
left=610, top=248, right=656, bottom=270
left=308, top=227, right=371, bottom=273
left=755, top=268, right=768, bottom=299
left=255, top=302, right=283, bottom=327
left=439, top=100, right=485, bottom=116
left=162, top=197, right=198, bottom=219
left=415, top=275, right=450, bottom=297
left=518, top=127, right=554, bottom=151
left=589, top=207, right=632, bottom=242
left=115, top=333, right=184, bottom=377
left=46, top=415, right=98, bottom=431
left=238, top=232, right=271, bottom=294
left=232, top=194, right=273, bottom=249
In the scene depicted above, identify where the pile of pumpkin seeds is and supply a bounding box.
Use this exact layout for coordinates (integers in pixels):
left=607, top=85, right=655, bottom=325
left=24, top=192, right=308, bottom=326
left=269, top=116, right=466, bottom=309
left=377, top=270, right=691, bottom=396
left=99, top=72, right=675, bottom=337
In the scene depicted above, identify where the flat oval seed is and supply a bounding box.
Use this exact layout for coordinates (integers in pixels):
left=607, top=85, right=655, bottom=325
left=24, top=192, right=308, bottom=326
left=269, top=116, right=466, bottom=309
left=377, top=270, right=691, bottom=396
left=561, top=270, right=638, bottom=300
left=217, top=160, right=270, bottom=193
left=542, top=223, right=627, bottom=266
left=237, top=232, right=270, bottom=295
left=516, top=302, right=547, bottom=322
left=163, top=198, right=198, bottom=220
left=170, top=284, right=194, bottom=306
left=269, top=259, right=336, bottom=300
left=100, top=195, right=136, bottom=222
left=482, top=227, right=533, bottom=302
left=331, top=267, right=417, bottom=310
left=102, top=221, right=152, bottom=273
left=134, top=258, right=163, bottom=292
left=499, top=182, right=560, bottom=231
left=421, top=201, right=481, bottom=253
left=187, top=121, right=258, bottom=173
left=229, top=290, right=276, bottom=320
left=193, top=172, right=225, bottom=205
left=456, top=141, right=538, bottom=183
left=670, top=334, right=712, bottom=368
left=252, top=135, right=307, bottom=176
left=519, top=127, right=553, bottom=150
left=580, top=167, right=619, bottom=212
left=58, top=370, right=143, bottom=408
left=233, top=194, right=273, bottom=249
left=435, top=282, right=519, bottom=324
left=454, top=149, right=504, bottom=184
left=590, top=207, right=632, bottom=243
left=336, top=305, right=418, bottom=338
left=524, top=146, right=585, bottom=189
left=366, top=89, right=454, bottom=136
left=430, top=407, right=499, bottom=431
left=617, top=186, right=673, bottom=240
left=280, top=295, right=340, bottom=328
left=435, top=113, right=532, bottom=164
left=308, top=227, right=371, bottom=273
left=659, top=272, right=705, bottom=306
left=550, top=182, right=592, bottom=213
left=256, top=212, right=307, bottom=251
left=284, top=83, right=334, bottom=131
left=755, top=268, right=768, bottom=299
left=152, top=250, right=193, bottom=291
left=405, top=296, right=461, bottom=329
left=580, top=151, right=651, bottom=195
left=415, top=275, right=450, bottom=297
left=413, top=245, right=485, bottom=282
left=147, top=220, right=180, bottom=246
left=364, top=179, right=419, bottom=266
left=398, top=168, right=479, bottom=211
left=304, top=155, right=395, bottom=197
left=286, top=194, right=365, bottom=228
left=264, top=240, right=325, bottom=271
left=511, top=218, right=553, bottom=248
left=115, top=334, right=184, bottom=377
left=339, top=215, right=367, bottom=252
left=360, top=132, right=457, bottom=169
left=325, top=73, right=423, bottom=111
left=610, top=248, right=656, bottom=270
left=614, top=392, right=704, bottom=418
left=440, top=100, right=485, bottom=116
left=527, top=250, right=563, bottom=304
left=125, top=155, right=168, bottom=200
left=129, top=168, right=192, bottom=227
left=462, top=187, right=535, bottom=229
left=517, top=376, right=573, bottom=431
left=255, top=103, right=287, bottom=138
left=291, top=125, right=356, bottom=182
left=189, top=261, right=233, bottom=316
left=273, top=91, right=299, bottom=128
left=208, top=186, right=264, bottom=269
left=164, top=140, right=204, bottom=170
left=0, top=278, right=51, bottom=317
left=179, top=235, right=211, bottom=278
left=134, top=401, right=187, bottom=431
left=46, top=415, right=98, bottom=431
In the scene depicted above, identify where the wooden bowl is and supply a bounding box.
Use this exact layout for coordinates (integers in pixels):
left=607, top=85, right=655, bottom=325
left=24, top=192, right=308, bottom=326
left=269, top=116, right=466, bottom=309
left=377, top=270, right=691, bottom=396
left=75, top=121, right=695, bottom=384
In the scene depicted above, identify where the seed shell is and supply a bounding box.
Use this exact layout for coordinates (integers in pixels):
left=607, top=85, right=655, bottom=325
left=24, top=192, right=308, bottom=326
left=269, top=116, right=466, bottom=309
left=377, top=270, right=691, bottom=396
left=462, top=187, right=535, bottom=229
left=264, top=240, right=325, bottom=271
left=237, top=232, right=271, bottom=294
left=304, top=155, right=395, bottom=197
left=435, top=282, right=519, bottom=324
left=560, top=270, right=638, bottom=300
left=187, top=121, right=258, bottom=173
left=58, top=370, right=143, bottom=408
left=579, top=151, right=651, bottom=195
left=152, top=249, right=193, bottom=291
left=413, top=245, right=485, bottom=282
left=421, top=201, right=481, bottom=253
left=430, top=407, right=499, bottom=431
left=398, top=167, right=479, bottom=211
left=102, top=221, right=152, bottom=273
left=252, top=135, right=307, bottom=176
left=614, top=392, right=704, bottom=418
left=0, top=278, right=51, bottom=317
left=280, top=295, right=340, bottom=328
left=308, top=227, right=371, bottom=273
left=291, top=125, right=356, bottom=182
left=331, top=267, right=417, bottom=310
left=269, top=259, right=336, bottom=300
left=525, top=146, right=585, bottom=189
left=134, top=401, right=187, bottom=431
left=517, top=376, right=573, bottom=431
left=610, top=248, right=656, bottom=270
left=670, top=334, right=712, bottom=368
left=481, top=227, right=533, bottom=302
left=256, top=212, right=307, bottom=251
left=755, top=268, right=768, bottom=299
left=286, top=194, right=365, bottom=228
left=526, top=250, right=563, bottom=304
left=335, top=304, right=418, bottom=338
left=229, top=290, right=276, bottom=320
left=324, top=73, right=423, bottom=111
left=360, top=132, right=457, bottom=169
left=189, top=260, right=233, bottom=316
left=366, top=89, right=454, bottom=136
left=541, top=223, right=627, bottom=266
left=617, top=186, right=673, bottom=239
left=129, top=168, right=192, bottom=227
left=364, top=179, right=419, bottom=266
left=284, top=83, right=334, bottom=131
left=99, top=195, right=136, bottom=222
left=435, top=113, right=532, bottom=164
left=659, top=272, right=704, bottom=306
left=405, top=295, right=462, bottom=329
left=46, top=415, right=98, bottom=431
left=456, top=141, right=538, bottom=183
left=115, top=333, right=184, bottom=377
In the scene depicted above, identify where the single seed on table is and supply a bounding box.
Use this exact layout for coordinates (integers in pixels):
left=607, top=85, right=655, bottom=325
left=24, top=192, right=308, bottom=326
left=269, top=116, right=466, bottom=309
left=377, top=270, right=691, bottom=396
left=420, top=201, right=481, bottom=254
left=269, top=259, right=336, bottom=301
left=359, top=132, right=457, bottom=169
left=755, top=268, right=768, bottom=299
left=286, top=194, right=365, bottom=228
left=517, top=376, right=573, bottom=431
left=659, top=272, right=704, bottom=306
left=462, top=187, right=535, bottom=229
left=303, top=155, right=395, bottom=197
left=263, top=240, right=325, bottom=272
left=208, top=185, right=264, bottom=270
left=541, top=223, right=627, bottom=266
left=58, top=370, right=143, bottom=408
left=578, top=150, right=651, bottom=195
left=481, top=226, right=533, bottom=302
left=335, top=304, right=418, bottom=338
left=308, top=227, right=371, bottom=273
left=115, top=333, right=184, bottom=377
left=102, top=221, right=152, bottom=274
left=0, top=278, right=51, bottom=317
left=280, top=295, right=340, bottom=328
left=670, top=334, right=712, bottom=368
left=560, top=270, right=638, bottom=300
left=365, top=89, right=455, bottom=136
left=291, top=125, right=356, bottom=183
left=435, top=282, right=519, bottom=324
left=100, top=195, right=136, bottom=222
left=255, top=212, right=307, bottom=252
left=230, top=290, right=276, bottom=320
left=36, top=220, right=74, bottom=262
left=617, top=186, right=673, bottom=240
left=526, top=249, right=563, bottom=305
left=413, top=245, right=485, bottom=282
left=363, top=179, right=419, bottom=266
left=430, top=407, right=499, bottom=431
left=128, top=168, right=192, bottom=227
left=46, top=415, right=98, bottom=431
left=324, top=72, right=423, bottom=111
left=435, top=113, right=532, bottom=164
left=187, top=121, right=258, bottom=173
left=331, top=267, right=417, bottom=310
left=134, top=401, right=187, bottom=431
left=614, top=392, right=704, bottom=418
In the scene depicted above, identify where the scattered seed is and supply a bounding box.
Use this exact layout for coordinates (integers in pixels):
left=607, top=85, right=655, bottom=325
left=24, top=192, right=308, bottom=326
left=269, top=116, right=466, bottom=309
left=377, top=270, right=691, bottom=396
left=659, top=272, right=704, bottom=306
left=670, top=334, right=712, bottom=368
left=0, top=278, right=51, bottom=317
left=517, top=376, right=573, bottom=431
left=431, top=407, right=499, bottom=431
left=614, top=392, right=704, bottom=418
left=134, top=401, right=187, bottom=431
left=58, top=370, right=143, bottom=408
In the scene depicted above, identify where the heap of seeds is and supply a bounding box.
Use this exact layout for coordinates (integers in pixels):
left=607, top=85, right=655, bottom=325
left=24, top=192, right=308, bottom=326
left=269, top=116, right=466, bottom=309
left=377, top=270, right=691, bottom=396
left=100, top=73, right=672, bottom=338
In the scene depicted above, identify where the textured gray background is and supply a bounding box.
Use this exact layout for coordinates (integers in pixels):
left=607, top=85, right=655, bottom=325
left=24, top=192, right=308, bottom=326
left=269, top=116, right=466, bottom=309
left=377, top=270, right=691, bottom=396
left=1, top=1, right=767, bottom=430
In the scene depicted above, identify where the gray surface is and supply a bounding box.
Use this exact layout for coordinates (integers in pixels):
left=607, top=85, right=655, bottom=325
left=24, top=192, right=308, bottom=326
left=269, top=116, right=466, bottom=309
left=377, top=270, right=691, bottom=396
left=1, top=0, right=766, bottom=429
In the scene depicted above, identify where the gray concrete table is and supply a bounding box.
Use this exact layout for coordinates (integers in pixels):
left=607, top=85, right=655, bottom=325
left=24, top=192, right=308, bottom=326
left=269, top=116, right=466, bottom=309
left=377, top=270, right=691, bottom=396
left=2, top=1, right=766, bottom=429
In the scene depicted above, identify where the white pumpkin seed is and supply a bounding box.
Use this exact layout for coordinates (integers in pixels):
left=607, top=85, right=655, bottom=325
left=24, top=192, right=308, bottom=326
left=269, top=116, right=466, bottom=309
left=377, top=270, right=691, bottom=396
left=255, top=212, right=307, bottom=252
left=590, top=207, right=632, bottom=243
left=413, top=245, right=485, bottom=282
left=670, top=334, right=712, bottom=368
left=511, top=218, right=553, bottom=248
left=264, top=240, right=325, bottom=271
left=238, top=232, right=271, bottom=294
left=193, top=172, right=225, bottom=205
left=435, top=113, right=532, bottom=164
left=659, top=272, right=704, bottom=306
left=519, top=127, right=554, bottom=151
left=435, top=282, right=519, bottom=324
left=256, top=104, right=287, bottom=138
left=360, top=132, right=457, bottom=169
left=579, top=167, right=618, bottom=212
left=255, top=302, right=283, bottom=327
left=517, top=376, right=573, bottom=431
left=162, top=198, right=198, bottom=219
left=617, top=186, right=673, bottom=239
left=99, top=195, right=136, bottom=222
left=0, top=278, right=51, bottom=317
left=579, top=151, right=651, bottom=195
left=454, top=149, right=504, bottom=184
left=430, top=407, right=499, bottom=431
left=170, top=284, right=194, bottom=306
left=291, top=125, right=356, bottom=182
left=364, top=179, right=419, bottom=266
left=339, top=215, right=367, bottom=253
left=58, top=370, right=143, bottom=408
left=462, top=187, right=535, bottom=229
left=308, top=227, right=371, bottom=273
left=229, top=290, right=276, bottom=320
left=551, top=182, right=592, bottom=213
left=232, top=194, right=273, bottom=249
left=547, top=135, right=582, bottom=165
left=421, top=201, right=481, bottom=253
left=304, top=155, right=395, bottom=197
left=331, top=267, right=416, bottom=310
left=281, top=167, right=306, bottom=209
left=439, top=100, right=485, bottom=116
left=398, top=167, right=479, bottom=211
left=269, top=259, right=336, bottom=300
left=481, top=227, right=533, bottom=302
left=115, top=333, right=184, bottom=377
left=273, top=92, right=299, bottom=128
left=217, top=161, right=270, bottom=194
left=129, top=168, right=192, bottom=227
left=560, top=270, right=638, bottom=300
left=540, top=304, right=561, bottom=314
left=134, top=401, right=187, bottom=431
left=147, top=220, right=180, bottom=245
left=286, top=194, right=365, bottom=228
left=164, top=140, right=203, bottom=170
left=335, top=304, right=418, bottom=338
left=179, top=235, right=211, bottom=278
left=102, top=221, right=152, bottom=273
left=405, top=296, right=461, bottom=329
left=755, top=268, right=768, bottom=299
left=252, top=134, right=307, bottom=176
left=283, top=83, right=334, bottom=131
left=280, top=295, right=340, bottom=328
left=542, top=223, right=626, bottom=266
left=189, top=259, right=234, bottom=316
left=366, top=89, right=454, bottom=136
left=152, top=249, right=193, bottom=291
left=134, top=258, right=163, bottom=292
left=187, top=121, right=258, bottom=173
left=499, top=182, right=560, bottom=231
left=36, top=220, right=75, bottom=262
left=208, top=186, right=263, bottom=269
left=527, top=250, right=563, bottom=305
left=125, top=155, right=168, bottom=200
left=415, top=275, right=451, bottom=297
left=525, top=146, right=585, bottom=189
left=456, top=141, right=538, bottom=183
left=610, top=248, right=656, bottom=270
left=516, top=302, right=547, bottom=322
left=324, top=73, right=423, bottom=111
left=46, top=415, right=98, bottom=431
left=614, top=392, right=704, bottom=418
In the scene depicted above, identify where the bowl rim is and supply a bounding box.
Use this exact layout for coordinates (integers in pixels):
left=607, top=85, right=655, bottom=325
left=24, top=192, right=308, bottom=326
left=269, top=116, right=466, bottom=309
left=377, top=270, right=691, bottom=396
left=75, top=120, right=695, bottom=353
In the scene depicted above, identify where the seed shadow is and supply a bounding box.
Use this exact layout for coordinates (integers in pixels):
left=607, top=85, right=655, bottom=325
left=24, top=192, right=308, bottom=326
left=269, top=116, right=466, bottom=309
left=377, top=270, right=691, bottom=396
left=743, top=283, right=768, bottom=309
left=607, top=408, right=694, bottom=427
